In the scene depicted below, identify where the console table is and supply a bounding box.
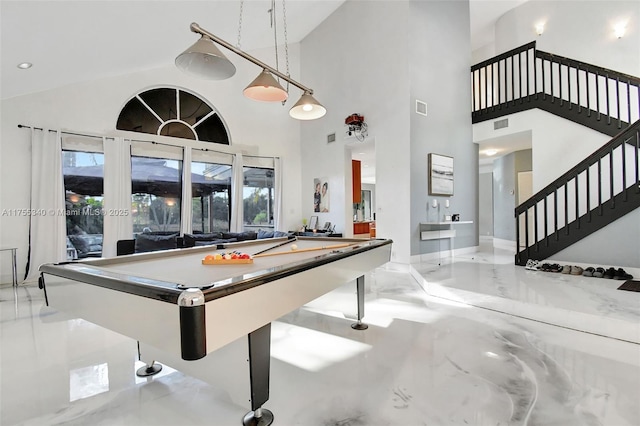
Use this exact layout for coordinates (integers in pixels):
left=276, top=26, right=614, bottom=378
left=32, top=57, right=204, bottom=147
left=419, top=221, right=473, bottom=265
left=420, top=221, right=473, bottom=240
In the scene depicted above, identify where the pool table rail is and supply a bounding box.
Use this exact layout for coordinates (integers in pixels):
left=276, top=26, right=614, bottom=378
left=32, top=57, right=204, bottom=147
left=39, top=238, right=393, bottom=305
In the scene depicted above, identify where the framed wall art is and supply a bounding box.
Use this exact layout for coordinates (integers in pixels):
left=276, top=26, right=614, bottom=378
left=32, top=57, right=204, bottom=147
left=308, top=215, right=319, bottom=231
left=428, top=153, right=454, bottom=196
left=313, top=177, right=330, bottom=213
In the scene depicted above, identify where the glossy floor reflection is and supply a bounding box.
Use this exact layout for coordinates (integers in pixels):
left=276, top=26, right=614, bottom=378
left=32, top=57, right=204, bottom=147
left=412, top=240, right=640, bottom=344
left=1, top=247, right=639, bottom=426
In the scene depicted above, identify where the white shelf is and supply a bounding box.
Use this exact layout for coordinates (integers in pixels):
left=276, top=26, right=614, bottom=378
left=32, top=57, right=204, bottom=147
left=420, top=221, right=473, bottom=225
left=421, top=230, right=456, bottom=240
left=419, top=221, right=472, bottom=241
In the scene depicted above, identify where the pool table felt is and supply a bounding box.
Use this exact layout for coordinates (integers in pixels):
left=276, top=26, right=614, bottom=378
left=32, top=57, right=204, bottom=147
left=89, top=239, right=365, bottom=288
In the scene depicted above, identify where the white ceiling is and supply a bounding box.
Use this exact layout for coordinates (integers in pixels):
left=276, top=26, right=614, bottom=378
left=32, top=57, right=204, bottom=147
left=476, top=130, right=533, bottom=166
left=1, top=0, right=526, bottom=100
left=0, top=0, right=345, bottom=100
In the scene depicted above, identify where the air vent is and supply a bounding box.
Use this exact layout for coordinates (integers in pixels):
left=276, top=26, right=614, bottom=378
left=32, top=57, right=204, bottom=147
left=416, top=100, right=427, bottom=116
left=327, top=133, right=336, bottom=143
left=494, top=118, right=509, bottom=130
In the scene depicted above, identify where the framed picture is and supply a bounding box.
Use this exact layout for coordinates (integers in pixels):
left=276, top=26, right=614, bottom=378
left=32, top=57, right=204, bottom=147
left=428, top=153, right=454, bottom=196
left=309, top=216, right=319, bottom=231
left=313, top=177, right=330, bottom=213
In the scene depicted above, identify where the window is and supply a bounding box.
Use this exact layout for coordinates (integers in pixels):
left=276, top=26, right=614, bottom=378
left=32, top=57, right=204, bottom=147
left=131, top=156, right=182, bottom=233
left=116, top=87, right=230, bottom=144
left=62, top=151, right=104, bottom=258
left=243, top=167, right=275, bottom=230
left=191, top=161, right=232, bottom=233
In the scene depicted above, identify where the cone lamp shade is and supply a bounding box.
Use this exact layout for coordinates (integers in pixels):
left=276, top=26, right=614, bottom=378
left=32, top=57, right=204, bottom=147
left=243, top=69, right=288, bottom=102
left=289, top=92, right=326, bottom=120
left=175, top=35, right=236, bottom=80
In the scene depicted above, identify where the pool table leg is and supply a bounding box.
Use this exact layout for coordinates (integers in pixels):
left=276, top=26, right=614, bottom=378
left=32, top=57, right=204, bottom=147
left=242, top=323, right=274, bottom=426
left=351, top=275, right=368, bottom=330
left=136, top=342, right=163, bottom=377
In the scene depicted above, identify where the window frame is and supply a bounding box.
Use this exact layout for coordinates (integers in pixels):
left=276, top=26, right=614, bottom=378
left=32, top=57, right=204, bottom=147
left=116, top=86, right=231, bottom=145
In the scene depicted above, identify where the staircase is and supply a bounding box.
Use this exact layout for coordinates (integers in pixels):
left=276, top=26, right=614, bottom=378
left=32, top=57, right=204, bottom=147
left=470, top=42, right=640, bottom=265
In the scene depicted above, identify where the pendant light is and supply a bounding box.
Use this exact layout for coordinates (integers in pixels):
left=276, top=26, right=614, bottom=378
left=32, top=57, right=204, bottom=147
left=243, top=69, right=288, bottom=102
left=175, top=35, right=236, bottom=80
left=176, top=3, right=327, bottom=121
left=289, top=92, right=326, bottom=120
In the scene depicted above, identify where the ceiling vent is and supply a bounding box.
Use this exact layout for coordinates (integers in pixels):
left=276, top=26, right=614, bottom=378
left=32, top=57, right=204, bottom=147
left=494, top=118, right=509, bottom=130
left=327, top=132, right=336, bottom=143
left=416, top=100, right=427, bottom=116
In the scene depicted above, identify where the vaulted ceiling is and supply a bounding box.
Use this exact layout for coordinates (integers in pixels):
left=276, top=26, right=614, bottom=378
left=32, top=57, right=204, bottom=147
left=1, top=0, right=526, bottom=100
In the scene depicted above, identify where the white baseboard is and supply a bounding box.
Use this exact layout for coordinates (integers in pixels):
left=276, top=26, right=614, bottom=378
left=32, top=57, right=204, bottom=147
left=493, top=238, right=516, bottom=252
left=410, top=245, right=479, bottom=264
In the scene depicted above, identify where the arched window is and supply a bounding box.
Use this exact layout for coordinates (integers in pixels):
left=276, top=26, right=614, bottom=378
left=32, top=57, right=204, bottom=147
left=116, top=87, right=230, bottom=144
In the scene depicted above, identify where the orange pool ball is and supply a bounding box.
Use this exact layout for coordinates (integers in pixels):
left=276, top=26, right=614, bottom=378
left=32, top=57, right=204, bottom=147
left=204, top=254, right=215, bottom=261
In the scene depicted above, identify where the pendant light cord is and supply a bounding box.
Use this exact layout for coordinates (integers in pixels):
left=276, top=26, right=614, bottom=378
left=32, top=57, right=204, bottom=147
left=282, top=0, right=291, bottom=103
left=236, top=0, right=244, bottom=49
left=270, top=0, right=279, bottom=78
left=269, top=0, right=291, bottom=104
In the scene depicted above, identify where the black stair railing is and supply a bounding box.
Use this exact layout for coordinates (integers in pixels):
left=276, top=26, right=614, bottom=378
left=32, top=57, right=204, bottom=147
left=514, top=120, right=640, bottom=265
left=471, top=41, right=640, bottom=136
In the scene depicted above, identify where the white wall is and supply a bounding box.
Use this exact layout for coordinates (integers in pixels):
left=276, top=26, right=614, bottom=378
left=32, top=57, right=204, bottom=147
left=299, top=1, right=411, bottom=263
left=0, top=45, right=303, bottom=283
left=472, top=42, right=496, bottom=65
left=299, top=0, right=475, bottom=264
left=474, top=109, right=609, bottom=191
left=494, top=1, right=639, bottom=76
left=409, top=0, right=477, bottom=256
left=553, top=210, right=640, bottom=268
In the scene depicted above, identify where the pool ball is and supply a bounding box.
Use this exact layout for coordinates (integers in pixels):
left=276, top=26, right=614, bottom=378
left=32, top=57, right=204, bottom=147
left=291, top=244, right=298, bottom=251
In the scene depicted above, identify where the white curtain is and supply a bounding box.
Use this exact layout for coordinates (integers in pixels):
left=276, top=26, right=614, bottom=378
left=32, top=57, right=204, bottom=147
left=230, top=153, right=244, bottom=232
left=102, top=137, right=133, bottom=258
left=181, top=147, right=193, bottom=235
left=274, top=157, right=283, bottom=231
left=25, top=129, right=66, bottom=282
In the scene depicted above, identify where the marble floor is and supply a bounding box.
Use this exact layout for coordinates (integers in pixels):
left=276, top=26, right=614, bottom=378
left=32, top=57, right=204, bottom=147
left=411, top=240, right=640, bottom=344
left=1, top=243, right=639, bottom=426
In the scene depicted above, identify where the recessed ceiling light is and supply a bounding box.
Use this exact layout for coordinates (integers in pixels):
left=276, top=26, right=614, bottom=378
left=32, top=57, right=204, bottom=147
left=614, top=22, right=627, bottom=39
left=17, top=62, right=33, bottom=69
left=484, top=149, right=498, bottom=156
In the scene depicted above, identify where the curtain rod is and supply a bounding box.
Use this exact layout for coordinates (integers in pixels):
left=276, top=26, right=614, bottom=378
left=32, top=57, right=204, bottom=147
left=19, top=124, right=279, bottom=161
left=127, top=138, right=280, bottom=161
left=18, top=124, right=114, bottom=140
left=132, top=139, right=235, bottom=157
left=243, top=154, right=281, bottom=160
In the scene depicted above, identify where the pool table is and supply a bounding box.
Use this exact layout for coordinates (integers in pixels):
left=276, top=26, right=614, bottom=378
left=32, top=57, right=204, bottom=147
left=39, top=236, right=392, bottom=425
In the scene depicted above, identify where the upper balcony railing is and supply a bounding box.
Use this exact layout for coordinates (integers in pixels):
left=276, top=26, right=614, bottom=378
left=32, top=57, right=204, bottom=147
left=471, top=41, right=640, bottom=135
